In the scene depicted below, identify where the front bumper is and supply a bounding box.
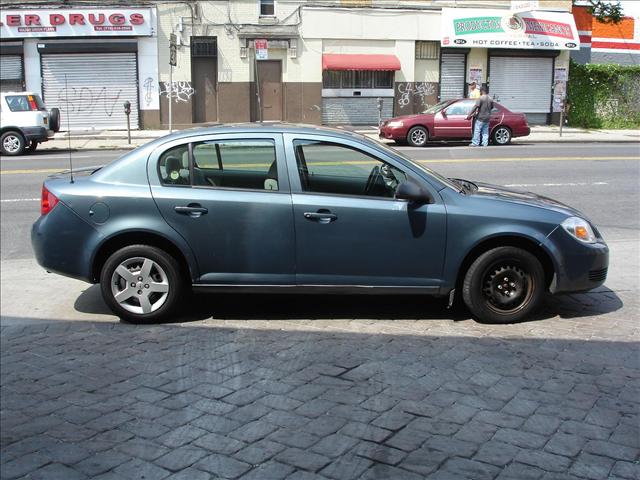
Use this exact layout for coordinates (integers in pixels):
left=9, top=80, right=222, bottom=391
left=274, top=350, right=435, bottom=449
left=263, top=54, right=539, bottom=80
left=21, top=126, right=53, bottom=143
left=379, top=125, right=408, bottom=141
left=544, top=226, right=609, bottom=294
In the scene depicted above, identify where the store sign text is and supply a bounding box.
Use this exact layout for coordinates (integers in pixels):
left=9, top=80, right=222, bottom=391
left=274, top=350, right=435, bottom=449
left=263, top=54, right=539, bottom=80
left=0, top=9, right=152, bottom=37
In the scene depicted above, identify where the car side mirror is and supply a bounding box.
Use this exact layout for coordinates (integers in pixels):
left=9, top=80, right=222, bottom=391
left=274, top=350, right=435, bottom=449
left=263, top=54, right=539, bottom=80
left=395, top=181, right=433, bottom=204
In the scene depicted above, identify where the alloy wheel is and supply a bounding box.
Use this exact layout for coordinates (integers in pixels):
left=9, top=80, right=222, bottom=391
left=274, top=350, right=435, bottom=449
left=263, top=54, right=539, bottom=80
left=494, top=127, right=511, bottom=145
left=110, top=257, right=170, bottom=314
left=409, top=128, right=427, bottom=146
left=2, top=135, right=21, bottom=154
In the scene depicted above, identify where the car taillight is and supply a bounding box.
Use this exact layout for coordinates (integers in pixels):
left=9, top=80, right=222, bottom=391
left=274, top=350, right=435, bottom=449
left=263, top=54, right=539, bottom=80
left=41, top=184, right=59, bottom=216
left=28, top=95, right=38, bottom=111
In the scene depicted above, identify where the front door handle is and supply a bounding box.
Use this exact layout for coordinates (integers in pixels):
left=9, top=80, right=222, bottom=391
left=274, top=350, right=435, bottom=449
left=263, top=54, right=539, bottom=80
left=304, top=211, right=337, bottom=224
left=175, top=204, right=208, bottom=218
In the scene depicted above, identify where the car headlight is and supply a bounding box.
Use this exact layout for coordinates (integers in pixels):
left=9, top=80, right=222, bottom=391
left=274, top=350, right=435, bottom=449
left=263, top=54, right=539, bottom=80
left=561, top=216, right=596, bottom=243
left=386, top=121, right=404, bottom=128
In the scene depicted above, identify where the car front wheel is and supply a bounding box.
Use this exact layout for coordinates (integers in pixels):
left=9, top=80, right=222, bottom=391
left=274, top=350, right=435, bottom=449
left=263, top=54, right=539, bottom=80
left=407, top=126, right=428, bottom=147
left=100, top=245, right=184, bottom=323
left=1, top=131, right=26, bottom=156
left=462, top=246, right=544, bottom=323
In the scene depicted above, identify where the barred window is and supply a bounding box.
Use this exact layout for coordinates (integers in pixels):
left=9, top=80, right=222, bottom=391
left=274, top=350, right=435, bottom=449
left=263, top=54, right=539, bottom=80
left=191, top=37, right=217, bottom=57
left=322, top=70, right=394, bottom=89
left=415, top=41, right=439, bottom=60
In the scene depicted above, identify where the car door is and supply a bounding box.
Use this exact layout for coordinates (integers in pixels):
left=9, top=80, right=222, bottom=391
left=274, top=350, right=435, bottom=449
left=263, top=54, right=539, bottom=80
left=148, top=132, right=296, bottom=285
left=282, top=133, right=447, bottom=288
left=433, top=100, right=475, bottom=139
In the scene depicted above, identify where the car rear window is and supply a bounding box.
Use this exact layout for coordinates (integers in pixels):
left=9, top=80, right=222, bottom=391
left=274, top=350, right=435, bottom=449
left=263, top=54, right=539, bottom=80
left=5, top=94, right=46, bottom=112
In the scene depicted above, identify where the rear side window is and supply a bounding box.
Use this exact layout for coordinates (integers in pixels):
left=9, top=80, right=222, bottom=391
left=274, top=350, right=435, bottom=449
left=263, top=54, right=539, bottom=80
left=159, top=144, right=190, bottom=185
left=193, top=139, right=278, bottom=191
left=5, top=94, right=45, bottom=112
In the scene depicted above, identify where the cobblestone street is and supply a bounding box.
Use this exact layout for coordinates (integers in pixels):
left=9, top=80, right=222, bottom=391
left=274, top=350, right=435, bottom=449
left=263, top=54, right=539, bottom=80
left=2, top=289, right=638, bottom=480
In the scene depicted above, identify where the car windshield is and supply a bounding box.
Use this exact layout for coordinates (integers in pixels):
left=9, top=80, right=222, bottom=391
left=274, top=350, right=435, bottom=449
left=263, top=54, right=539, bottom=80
left=421, top=100, right=452, bottom=114
left=362, top=136, right=462, bottom=192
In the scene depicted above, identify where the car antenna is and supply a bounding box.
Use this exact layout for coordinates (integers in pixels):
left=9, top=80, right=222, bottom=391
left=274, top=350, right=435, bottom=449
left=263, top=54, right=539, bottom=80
left=64, top=74, right=74, bottom=183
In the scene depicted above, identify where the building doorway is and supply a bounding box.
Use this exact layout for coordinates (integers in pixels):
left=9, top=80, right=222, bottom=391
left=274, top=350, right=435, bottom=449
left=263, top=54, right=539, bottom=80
left=257, top=60, right=283, bottom=121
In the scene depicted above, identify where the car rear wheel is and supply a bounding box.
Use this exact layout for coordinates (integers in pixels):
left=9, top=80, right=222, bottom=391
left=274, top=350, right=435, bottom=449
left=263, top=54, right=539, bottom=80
left=462, top=246, right=544, bottom=323
left=100, top=245, right=184, bottom=323
left=1, top=131, right=26, bottom=156
left=407, top=126, right=428, bottom=147
left=492, top=126, right=512, bottom=145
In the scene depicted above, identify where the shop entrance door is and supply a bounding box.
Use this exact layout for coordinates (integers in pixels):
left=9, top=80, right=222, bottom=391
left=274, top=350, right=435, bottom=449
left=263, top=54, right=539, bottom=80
left=258, top=60, right=283, bottom=121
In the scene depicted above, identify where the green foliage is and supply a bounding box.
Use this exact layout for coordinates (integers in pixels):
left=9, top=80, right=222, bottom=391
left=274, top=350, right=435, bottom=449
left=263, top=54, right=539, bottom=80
left=567, top=60, right=640, bottom=129
left=584, top=0, right=624, bottom=24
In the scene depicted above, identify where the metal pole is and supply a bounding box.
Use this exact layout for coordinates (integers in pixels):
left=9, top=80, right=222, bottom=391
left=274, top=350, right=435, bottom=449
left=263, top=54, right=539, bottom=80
left=127, top=114, right=131, bottom=144
left=254, top=49, right=262, bottom=123
left=169, top=65, right=173, bottom=133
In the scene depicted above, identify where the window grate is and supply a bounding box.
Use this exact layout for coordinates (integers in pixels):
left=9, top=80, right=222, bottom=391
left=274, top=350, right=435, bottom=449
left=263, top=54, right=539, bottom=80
left=416, top=41, right=439, bottom=60
left=322, top=70, right=394, bottom=89
left=191, top=37, right=217, bottom=57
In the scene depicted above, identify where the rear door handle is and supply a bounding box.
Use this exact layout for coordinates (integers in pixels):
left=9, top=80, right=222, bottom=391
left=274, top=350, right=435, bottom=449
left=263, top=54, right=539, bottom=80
left=304, top=212, right=337, bottom=224
left=175, top=204, right=208, bottom=218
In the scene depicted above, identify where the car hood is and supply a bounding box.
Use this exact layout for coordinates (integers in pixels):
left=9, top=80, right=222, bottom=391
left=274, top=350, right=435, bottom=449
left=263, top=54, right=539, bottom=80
left=470, top=181, right=583, bottom=217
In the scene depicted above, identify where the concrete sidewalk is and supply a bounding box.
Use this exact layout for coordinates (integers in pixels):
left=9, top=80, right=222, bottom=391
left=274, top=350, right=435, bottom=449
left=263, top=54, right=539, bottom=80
left=38, top=125, right=640, bottom=151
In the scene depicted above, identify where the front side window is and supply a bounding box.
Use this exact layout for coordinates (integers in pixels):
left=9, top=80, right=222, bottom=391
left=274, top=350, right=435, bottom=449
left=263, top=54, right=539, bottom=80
left=445, top=100, right=475, bottom=116
left=159, top=144, right=190, bottom=185
left=293, top=140, right=407, bottom=199
left=260, top=0, right=275, bottom=16
left=193, top=139, right=278, bottom=191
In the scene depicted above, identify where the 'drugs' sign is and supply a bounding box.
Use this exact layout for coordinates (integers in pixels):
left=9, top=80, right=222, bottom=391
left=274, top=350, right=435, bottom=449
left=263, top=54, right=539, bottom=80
left=0, top=9, right=153, bottom=38
left=441, top=8, right=580, bottom=50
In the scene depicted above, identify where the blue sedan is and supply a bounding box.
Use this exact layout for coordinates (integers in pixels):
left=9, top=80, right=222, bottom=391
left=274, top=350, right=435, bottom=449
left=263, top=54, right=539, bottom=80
left=32, top=124, right=608, bottom=324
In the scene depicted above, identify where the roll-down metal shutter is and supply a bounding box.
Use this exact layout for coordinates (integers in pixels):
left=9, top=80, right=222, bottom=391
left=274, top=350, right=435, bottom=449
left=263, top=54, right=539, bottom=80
left=440, top=53, right=465, bottom=101
left=489, top=56, right=552, bottom=114
left=42, top=53, right=139, bottom=130
left=0, top=55, right=23, bottom=92
left=322, top=97, right=393, bottom=125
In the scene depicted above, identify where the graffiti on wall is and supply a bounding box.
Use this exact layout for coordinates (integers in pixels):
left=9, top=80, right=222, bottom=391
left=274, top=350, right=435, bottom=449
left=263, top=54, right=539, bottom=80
left=395, top=82, right=439, bottom=115
left=55, top=86, right=123, bottom=117
left=143, top=77, right=156, bottom=107
left=159, top=81, right=195, bottom=103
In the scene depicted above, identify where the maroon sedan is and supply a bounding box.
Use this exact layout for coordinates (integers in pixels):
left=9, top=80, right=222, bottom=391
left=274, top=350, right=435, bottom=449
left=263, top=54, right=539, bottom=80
left=379, top=99, right=530, bottom=147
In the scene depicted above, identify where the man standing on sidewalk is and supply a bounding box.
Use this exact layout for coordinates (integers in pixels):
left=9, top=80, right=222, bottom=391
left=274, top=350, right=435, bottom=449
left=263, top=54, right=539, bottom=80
left=468, top=82, right=481, bottom=99
left=467, top=86, right=494, bottom=147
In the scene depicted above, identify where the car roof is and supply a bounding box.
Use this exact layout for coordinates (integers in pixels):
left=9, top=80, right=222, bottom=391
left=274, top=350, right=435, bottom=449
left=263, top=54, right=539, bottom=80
left=158, top=122, right=370, bottom=142
left=1, top=92, right=39, bottom=96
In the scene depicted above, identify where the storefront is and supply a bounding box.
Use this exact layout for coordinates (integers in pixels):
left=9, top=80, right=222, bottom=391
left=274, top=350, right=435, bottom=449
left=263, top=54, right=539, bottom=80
left=0, top=41, right=24, bottom=92
left=321, top=53, right=400, bottom=125
left=0, top=8, right=159, bottom=129
left=441, top=7, right=579, bottom=124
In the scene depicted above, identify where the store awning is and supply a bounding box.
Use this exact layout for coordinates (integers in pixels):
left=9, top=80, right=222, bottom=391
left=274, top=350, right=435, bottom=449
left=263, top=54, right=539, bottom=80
left=322, top=54, right=401, bottom=71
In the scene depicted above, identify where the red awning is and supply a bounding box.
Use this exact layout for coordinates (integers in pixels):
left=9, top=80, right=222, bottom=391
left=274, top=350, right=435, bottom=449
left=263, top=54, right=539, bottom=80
left=322, top=54, right=401, bottom=71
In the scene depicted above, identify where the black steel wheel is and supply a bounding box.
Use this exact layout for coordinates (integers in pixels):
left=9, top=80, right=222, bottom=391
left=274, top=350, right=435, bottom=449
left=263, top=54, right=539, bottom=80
left=462, top=246, right=544, bottom=323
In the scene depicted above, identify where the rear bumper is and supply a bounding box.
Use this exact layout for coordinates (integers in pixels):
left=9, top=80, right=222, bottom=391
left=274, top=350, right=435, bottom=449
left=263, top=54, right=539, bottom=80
left=21, top=126, right=53, bottom=143
left=544, top=226, right=609, bottom=294
left=31, top=202, right=101, bottom=283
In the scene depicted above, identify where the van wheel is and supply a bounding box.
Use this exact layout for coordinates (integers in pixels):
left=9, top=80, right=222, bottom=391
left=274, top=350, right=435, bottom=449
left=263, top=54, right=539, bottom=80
left=407, top=126, right=428, bottom=147
left=100, top=245, right=184, bottom=323
left=462, top=246, right=544, bottom=324
left=1, top=131, right=26, bottom=156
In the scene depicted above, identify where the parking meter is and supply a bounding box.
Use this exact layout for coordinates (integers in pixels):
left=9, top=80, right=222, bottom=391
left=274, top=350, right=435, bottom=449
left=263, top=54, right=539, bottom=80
left=377, top=97, right=384, bottom=127
left=123, top=101, right=132, bottom=144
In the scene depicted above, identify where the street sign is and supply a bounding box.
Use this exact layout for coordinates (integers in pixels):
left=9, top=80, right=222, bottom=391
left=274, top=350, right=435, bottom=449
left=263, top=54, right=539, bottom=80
left=169, top=33, right=177, bottom=66
left=255, top=38, right=268, bottom=60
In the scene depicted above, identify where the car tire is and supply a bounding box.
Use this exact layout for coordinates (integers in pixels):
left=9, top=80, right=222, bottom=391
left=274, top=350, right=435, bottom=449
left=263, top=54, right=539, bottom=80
left=49, top=108, right=61, bottom=133
left=492, top=126, right=512, bottom=145
left=407, top=126, right=428, bottom=147
left=1, top=131, right=26, bottom=156
left=462, top=246, right=544, bottom=324
left=100, top=244, right=185, bottom=324
left=25, top=141, right=38, bottom=153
